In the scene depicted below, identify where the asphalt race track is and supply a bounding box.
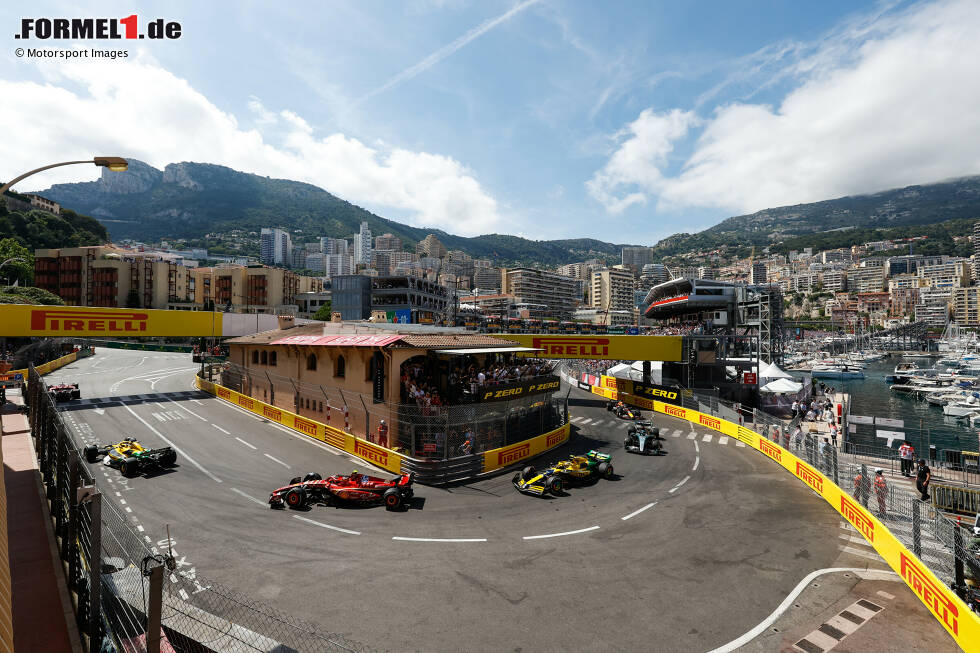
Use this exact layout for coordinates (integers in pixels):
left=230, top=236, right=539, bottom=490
left=43, top=349, right=958, bottom=652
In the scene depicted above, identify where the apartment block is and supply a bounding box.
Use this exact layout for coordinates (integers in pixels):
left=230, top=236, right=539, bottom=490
left=590, top=266, right=636, bottom=313
left=34, top=246, right=192, bottom=309
left=189, top=265, right=319, bottom=313
left=374, top=233, right=402, bottom=252
left=954, top=287, right=980, bottom=326
left=500, top=267, right=578, bottom=319
left=847, top=266, right=886, bottom=293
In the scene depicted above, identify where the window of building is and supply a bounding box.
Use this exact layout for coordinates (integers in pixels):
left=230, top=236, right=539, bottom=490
left=335, top=355, right=346, bottom=378
left=307, top=353, right=317, bottom=371
left=251, top=350, right=258, bottom=364
left=270, top=351, right=277, bottom=366
left=261, top=351, right=268, bottom=365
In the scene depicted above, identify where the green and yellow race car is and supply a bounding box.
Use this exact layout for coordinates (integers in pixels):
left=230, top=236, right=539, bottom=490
left=512, top=450, right=614, bottom=496
left=84, top=437, right=177, bottom=478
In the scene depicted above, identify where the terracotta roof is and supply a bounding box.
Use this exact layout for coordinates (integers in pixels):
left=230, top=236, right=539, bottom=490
left=227, top=323, right=517, bottom=349
left=394, top=334, right=518, bottom=348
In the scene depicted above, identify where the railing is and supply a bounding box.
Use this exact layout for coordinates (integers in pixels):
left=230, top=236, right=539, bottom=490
left=27, top=366, right=375, bottom=653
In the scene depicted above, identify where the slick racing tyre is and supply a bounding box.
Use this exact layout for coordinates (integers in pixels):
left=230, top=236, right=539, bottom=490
left=83, top=445, right=99, bottom=464
left=383, top=488, right=403, bottom=511
left=512, top=472, right=522, bottom=485
left=161, top=450, right=177, bottom=467
left=597, top=462, right=614, bottom=479
left=285, top=488, right=306, bottom=510
left=302, top=472, right=322, bottom=482
left=546, top=475, right=563, bottom=494
left=120, top=457, right=139, bottom=478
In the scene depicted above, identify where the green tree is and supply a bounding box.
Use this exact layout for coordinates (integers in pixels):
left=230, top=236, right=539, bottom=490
left=0, top=238, right=33, bottom=285
left=0, top=285, right=64, bottom=305
left=313, top=301, right=333, bottom=321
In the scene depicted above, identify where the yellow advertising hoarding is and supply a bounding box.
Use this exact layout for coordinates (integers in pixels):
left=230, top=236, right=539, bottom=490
left=481, top=422, right=571, bottom=473
left=492, top=334, right=683, bottom=362
left=0, top=305, right=223, bottom=338
left=196, top=377, right=403, bottom=474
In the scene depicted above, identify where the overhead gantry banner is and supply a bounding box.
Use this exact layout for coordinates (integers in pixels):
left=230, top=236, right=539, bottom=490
left=491, top=333, right=684, bottom=362
left=0, top=305, right=225, bottom=337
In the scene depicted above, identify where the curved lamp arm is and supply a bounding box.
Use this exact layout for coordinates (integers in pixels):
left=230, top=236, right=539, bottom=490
left=0, top=157, right=128, bottom=195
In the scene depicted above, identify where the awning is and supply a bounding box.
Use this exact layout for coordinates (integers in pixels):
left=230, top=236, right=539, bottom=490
left=271, top=334, right=404, bottom=346
left=432, top=346, right=543, bottom=355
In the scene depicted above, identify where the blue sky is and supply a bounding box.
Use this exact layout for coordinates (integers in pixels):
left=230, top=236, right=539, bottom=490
left=3, top=0, right=980, bottom=245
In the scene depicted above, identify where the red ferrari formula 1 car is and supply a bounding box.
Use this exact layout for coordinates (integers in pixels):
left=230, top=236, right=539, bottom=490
left=49, top=383, right=81, bottom=401
left=269, top=470, right=415, bottom=511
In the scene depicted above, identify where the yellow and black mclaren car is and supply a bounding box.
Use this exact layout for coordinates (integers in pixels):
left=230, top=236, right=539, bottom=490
left=513, top=451, right=614, bottom=496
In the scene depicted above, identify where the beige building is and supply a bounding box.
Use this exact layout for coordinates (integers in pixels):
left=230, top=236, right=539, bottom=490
left=590, top=266, right=635, bottom=314
left=953, top=287, right=980, bottom=326
left=500, top=267, right=578, bottom=319
left=26, top=193, right=61, bottom=214
left=190, top=265, right=322, bottom=313
left=847, top=266, right=886, bottom=293
left=374, top=233, right=403, bottom=252
left=34, top=245, right=192, bottom=309
left=415, top=234, right=447, bottom=259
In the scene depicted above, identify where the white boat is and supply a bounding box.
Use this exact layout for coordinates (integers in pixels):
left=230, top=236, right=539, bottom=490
left=943, top=395, right=980, bottom=417
left=811, top=364, right=865, bottom=380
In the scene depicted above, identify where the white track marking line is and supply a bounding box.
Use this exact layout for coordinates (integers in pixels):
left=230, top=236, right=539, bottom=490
left=212, top=399, right=388, bottom=473
left=718, top=436, right=729, bottom=445
left=838, top=533, right=871, bottom=546
left=571, top=416, right=584, bottom=423
left=839, top=545, right=882, bottom=561
left=693, top=456, right=700, bottom=471
left=686, top=432, right=696, bottom=440
left=877, top=590, right=895, bottom=600
left=621, top=502, right=658, bottom=521
left=235, top=437, right=257, bottom=450
left=136, top=525, right=144, bottom=532
left=119, top=499, right=126, bottom=505
left=191, top=399, right=204, bottom=405
left=231, top=488, right=267, bottom=506
left=212, top=424, right=230, bottom=434
left=671, top=429, right=681, bottom=438
left=125, top=507, right=132, bottom=513
left=706, top=568, right=872, bottom=653
left=120, top=404, right=222, bottom=483
left=579, top=418, right=593, bottom=425
left=694, top=441, right=700, bottom=453
left=702, top=434, right=713, bottom=443
left=669, top=475, right=691, bottom=493
left=264, top=453, right=290, bottom=468
left=523, top=525, right=599, bottom=540
left=736, top=441, right=746, bottom=447
left=392, top=536, right=487, bottom=543
left=293, top=516, right=361, bottom=535
left=166, top=397, right=208, bottom=421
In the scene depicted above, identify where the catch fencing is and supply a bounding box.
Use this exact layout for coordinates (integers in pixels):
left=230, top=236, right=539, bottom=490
left=27, top=366, right=374, bottom=653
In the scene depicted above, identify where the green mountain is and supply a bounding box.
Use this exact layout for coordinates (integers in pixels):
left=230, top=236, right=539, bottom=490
left=652, top=176, right=980, bottom=257
left=37, top=160, right=631, bottom=266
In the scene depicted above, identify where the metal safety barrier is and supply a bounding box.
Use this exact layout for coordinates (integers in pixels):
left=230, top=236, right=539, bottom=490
left=932, top=484, right=980, bottom=517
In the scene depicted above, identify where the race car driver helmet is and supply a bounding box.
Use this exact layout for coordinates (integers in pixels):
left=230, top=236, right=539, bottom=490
left=875, top=468, right=883, bottom=474
left=350, top=469, right=360, bottom=481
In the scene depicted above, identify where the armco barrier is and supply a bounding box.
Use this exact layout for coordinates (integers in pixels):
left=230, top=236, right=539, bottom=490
left=196, top=377, right=404, bottom=474
left=196, top=376, right=571, bottom=483
left=646, top=398, right=980, bottom=650
left=9, top=349, right=81, bottom=380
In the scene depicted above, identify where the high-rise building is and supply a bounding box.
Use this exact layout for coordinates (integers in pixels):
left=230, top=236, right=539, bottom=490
left=639, top=263, right=669, bottom=286
left=260, top=228, right=292, bottom=265
left=416, top=234, right=447, bottom=259
left=325, top=254, right=355, bottom=278
left=354, top=221, right=373, bottom=265
left=304, top=252, right=326, bottom=274
left=374, top=233, right=402, bottom=252
left=473, top=267, right=502, bottom=291
left=500, top=267, right=578, bottom=319
left=750, top=261, right=767, bottom=284
left=321, top=237, right=349, bottom=255
left=590, top=267, right=636, bottom=314
left=621, top=247, right=653, bottom=271
left=954, top=286, right=980, bottom=326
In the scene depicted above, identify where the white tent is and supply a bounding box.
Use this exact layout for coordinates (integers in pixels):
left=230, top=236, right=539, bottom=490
left=760, top=377, right=803, bottom=394
left=760, top=361, right=794, bottom=380
left=607, top=361, right=663, bottom=384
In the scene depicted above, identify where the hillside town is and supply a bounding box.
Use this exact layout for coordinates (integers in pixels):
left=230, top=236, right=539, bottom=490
left=22, top=204, right=980, bottom=332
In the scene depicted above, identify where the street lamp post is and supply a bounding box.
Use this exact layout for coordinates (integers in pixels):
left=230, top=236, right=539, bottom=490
left=0, top=257, right=26, bottom=285
left=0, top=157, right=128, bottom=196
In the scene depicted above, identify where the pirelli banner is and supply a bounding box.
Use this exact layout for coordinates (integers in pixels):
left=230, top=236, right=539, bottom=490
left=599, top=376, right=683, bottom=407
left=481, top=423, right=571, bottom=474
left=478, top=376, right=561, bottom=403
left=0, top=305, right=224, bottom=337
left=492, top=334, right=683, bottom=362
left=195, top=377, right=404, bottom=475
left=646, top=401, right=980, bottom=648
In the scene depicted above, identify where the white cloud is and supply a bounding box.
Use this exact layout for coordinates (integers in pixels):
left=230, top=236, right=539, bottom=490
left=0, top=54, right=501, bottom=236
left=589, top=0, right=980, bottom=217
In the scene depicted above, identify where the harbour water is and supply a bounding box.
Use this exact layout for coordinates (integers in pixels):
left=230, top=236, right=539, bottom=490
left=821, top=357, right=980, bottom=456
